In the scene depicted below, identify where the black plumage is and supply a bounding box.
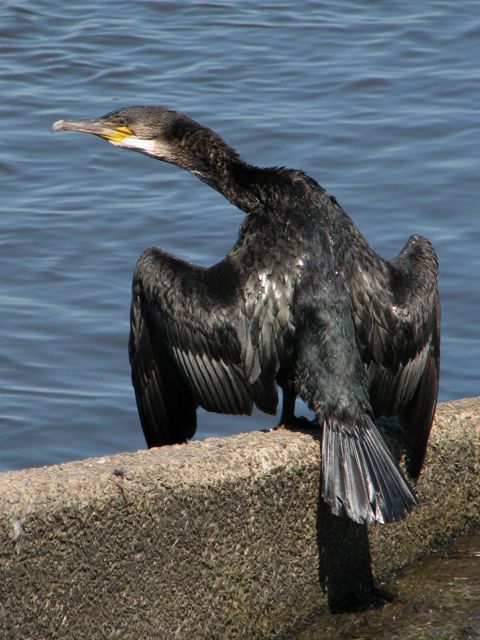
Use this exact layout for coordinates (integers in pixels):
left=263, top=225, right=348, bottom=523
left=52, top=106, right=440, bottom=524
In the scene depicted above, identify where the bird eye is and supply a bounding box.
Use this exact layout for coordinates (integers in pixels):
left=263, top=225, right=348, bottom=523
left=116, top=116, right=127, bottom=127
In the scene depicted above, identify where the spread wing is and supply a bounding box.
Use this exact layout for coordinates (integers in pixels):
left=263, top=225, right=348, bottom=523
left=349, top=234, right=440, bottom=478
left=129, top=245, right=295, bottom=447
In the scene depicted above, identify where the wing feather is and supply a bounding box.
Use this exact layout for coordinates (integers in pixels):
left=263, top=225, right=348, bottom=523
left=348, top=234, right=440, bottom=477
left=129, top=283, right=197, bottom=446
left=129, top=244, right=300, bottom=445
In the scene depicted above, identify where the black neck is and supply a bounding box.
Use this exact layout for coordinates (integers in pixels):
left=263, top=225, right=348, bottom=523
left=163, top=117, right=290, bottom=214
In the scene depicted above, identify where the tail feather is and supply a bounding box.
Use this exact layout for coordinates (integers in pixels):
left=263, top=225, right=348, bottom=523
left=321, top=415, right=418, bottom=524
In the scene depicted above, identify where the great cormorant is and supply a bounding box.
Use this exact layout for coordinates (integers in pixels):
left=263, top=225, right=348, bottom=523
left=52, top=106, right=440, bottom=525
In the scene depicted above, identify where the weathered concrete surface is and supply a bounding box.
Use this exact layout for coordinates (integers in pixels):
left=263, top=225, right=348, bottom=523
left=0, top=398, right=479, bottom=640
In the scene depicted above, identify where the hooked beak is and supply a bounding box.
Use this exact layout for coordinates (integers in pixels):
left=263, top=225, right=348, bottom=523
left=52, top=118, right=133, bottom=144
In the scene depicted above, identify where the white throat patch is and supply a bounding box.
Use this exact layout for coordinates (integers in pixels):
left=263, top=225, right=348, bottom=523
left=109, top=135, right=170, bottom=158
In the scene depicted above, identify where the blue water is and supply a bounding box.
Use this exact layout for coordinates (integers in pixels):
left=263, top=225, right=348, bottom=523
left=1, top=1, right=479, bottom=471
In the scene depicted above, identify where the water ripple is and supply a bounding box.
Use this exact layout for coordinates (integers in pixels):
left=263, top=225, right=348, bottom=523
left=1, top=0, right=479, bottom=470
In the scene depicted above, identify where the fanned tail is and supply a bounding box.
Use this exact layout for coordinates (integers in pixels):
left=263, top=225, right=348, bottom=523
left=321, top=414, right=418, bottom=524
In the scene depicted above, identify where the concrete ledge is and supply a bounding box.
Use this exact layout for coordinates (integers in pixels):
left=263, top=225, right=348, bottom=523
left=1, top=398, right=479, bottom=639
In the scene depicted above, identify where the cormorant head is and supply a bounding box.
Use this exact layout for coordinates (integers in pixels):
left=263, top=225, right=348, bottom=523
left=52, top=106, right=191, bottom=163
left=53, top=105, right=249, bottom=204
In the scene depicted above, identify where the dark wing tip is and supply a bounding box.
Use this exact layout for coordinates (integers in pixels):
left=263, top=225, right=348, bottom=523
left=130, top=284, right=198, bottom=447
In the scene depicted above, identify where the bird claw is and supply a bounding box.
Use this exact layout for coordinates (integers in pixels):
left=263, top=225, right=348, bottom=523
left=275, top=415, right=316, bottom=430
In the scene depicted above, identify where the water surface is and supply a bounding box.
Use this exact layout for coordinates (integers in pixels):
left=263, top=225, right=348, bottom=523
left=1, top=1, right=479, bottom=470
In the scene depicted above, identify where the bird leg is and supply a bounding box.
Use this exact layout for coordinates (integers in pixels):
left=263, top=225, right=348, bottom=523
left=275, top=387, right=316, bottom=430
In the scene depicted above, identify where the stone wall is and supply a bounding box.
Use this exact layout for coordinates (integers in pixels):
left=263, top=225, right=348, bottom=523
left=1, top=398, right=479, bottom=639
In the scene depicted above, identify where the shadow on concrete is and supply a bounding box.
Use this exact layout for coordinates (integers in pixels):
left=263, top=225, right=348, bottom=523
left=316, top=499, right=392, bottom=612
left=279, top=422, right=391, bottom=612
left=315, top=419, right=406, bottom=613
